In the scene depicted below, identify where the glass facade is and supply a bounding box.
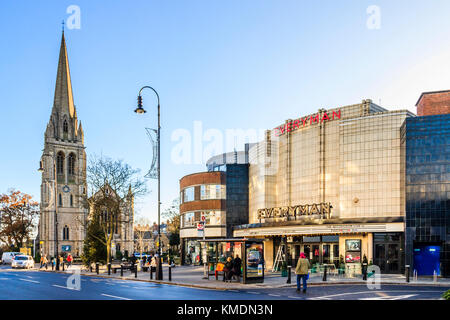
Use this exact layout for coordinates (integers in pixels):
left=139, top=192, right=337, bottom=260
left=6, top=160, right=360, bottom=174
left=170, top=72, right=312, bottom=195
left=181, top=210, right=225, bottom=228
left=403, top=114, right=450, bottom=277
left=200, top=184, right=226, bottom=200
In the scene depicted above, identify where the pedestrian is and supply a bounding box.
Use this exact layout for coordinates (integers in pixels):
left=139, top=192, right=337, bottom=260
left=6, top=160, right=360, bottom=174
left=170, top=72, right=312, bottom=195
left=43, top=255, right=48, bottom=270
left=150, top=255, right=157, bottom=273
left=59, top=255, right=64, bottom=269
left=223, top=257, right=234, bottom=282
left=66, top=253, right=73, bottom=269
left=233, top=254, right=242, bottom=280
left=40, top=255, right=44, bottom=269
left=295, top=252, right=310, bottom=293
left=51, top=257, right=56, bottom=270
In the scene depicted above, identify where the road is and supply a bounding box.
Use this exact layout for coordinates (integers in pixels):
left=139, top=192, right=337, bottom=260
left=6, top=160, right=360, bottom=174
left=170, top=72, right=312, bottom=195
left=0, top=266, right=447, bottom=300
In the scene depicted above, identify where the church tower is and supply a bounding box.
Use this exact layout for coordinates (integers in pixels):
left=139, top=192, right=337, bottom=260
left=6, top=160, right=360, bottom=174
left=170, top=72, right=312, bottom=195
left=39, top=32, right=87, bottom=258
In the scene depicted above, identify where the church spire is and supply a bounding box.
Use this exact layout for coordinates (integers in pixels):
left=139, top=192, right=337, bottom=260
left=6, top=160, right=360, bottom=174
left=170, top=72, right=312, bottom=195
left=53, top=31, right=75, bottom=118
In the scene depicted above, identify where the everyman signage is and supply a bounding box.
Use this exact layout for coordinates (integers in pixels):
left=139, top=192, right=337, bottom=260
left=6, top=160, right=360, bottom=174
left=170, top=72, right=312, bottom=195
left=274, top=109, right=341, bottom=136
left=257, top=202, right=333, bottom=220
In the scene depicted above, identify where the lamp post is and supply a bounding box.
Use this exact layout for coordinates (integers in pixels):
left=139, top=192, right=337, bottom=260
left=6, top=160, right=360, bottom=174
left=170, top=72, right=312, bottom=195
left=38, top=154, right=59, bottom=270
left=134, top=85, right=162, bottom=280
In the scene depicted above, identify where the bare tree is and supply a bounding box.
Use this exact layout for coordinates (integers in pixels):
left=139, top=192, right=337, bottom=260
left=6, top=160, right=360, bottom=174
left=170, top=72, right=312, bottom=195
left=134, top=216, right=151, bottom=258
left=82, top=155, right=147, bottom=264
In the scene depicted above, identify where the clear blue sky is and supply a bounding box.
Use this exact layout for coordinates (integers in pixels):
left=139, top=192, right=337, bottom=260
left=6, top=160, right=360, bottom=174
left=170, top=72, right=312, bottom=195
left=1, top=1, right=450, bottom=223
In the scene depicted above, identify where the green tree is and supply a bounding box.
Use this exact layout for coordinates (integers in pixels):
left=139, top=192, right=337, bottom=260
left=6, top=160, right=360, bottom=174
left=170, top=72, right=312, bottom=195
left=81, top=216, right=107, bottom=266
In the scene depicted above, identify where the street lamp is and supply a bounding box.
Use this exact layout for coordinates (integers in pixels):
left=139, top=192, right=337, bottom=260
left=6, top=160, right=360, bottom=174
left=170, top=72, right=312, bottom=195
left=134, top=85, right=162, bottom=280
left=38, top=154, right=59, bottom=271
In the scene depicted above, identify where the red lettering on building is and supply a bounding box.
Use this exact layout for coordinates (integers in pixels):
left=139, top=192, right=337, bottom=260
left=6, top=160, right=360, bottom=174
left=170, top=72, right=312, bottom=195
left=310, top=114, right=319, bottom=125
left=273, top=109, right=342, bottom=136
left=321, top=112, right=330, bottom=123
left=332, top=110, right=341, bottom=120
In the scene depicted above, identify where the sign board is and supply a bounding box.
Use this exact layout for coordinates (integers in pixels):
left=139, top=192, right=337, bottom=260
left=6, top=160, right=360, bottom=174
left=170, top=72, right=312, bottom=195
left=287, top=236, right=293, bottom=243
left=197, top=222, right=205, bottom=231
left=201, top=214, right=206, bottom=222
left=61, top=245, right=71, bottom=252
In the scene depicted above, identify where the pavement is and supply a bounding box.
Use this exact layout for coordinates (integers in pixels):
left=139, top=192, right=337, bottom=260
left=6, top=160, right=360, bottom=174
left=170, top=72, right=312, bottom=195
left=0, top=265, right=448, bottom=300
left=33, top=263, right=450, bottom=290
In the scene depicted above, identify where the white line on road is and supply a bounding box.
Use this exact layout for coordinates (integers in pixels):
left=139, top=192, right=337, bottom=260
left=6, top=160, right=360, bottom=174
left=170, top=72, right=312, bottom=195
left=288, top=296, right=302, bottom=299
left=101, top=293, right=131, bottom=300
left=268, top=294, right=281, bottom=297
left=19, top=278, right=40, bottom=284
left=247, top=291, right=261, bottom=294
left=311, top=290, right=444, bottom=300
left=52, top=284, right=77, bottom=290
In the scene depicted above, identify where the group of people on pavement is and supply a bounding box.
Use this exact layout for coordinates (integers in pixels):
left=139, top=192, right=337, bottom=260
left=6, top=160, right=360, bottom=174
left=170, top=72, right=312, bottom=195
left=39, top=253, right=73, bottom=270
left=222, top=255, right=242, bottom=282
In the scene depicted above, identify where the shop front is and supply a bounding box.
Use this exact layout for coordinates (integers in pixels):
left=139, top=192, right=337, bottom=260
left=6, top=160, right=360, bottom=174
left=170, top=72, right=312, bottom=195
left=234, top=219, right=405, bottom=274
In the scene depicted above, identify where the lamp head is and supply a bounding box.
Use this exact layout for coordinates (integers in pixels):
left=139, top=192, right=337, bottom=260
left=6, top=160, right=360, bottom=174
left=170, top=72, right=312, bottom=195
left=134, top=95, right=146, bottom=114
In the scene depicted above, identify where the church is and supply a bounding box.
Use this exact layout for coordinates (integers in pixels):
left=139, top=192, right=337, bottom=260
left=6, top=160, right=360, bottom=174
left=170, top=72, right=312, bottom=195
left=38, top=32, right=134, bottom=258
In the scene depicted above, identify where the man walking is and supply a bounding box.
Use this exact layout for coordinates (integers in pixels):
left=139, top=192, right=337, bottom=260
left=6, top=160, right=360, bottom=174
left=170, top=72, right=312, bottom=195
left=295, top=252, right=310, bottom=293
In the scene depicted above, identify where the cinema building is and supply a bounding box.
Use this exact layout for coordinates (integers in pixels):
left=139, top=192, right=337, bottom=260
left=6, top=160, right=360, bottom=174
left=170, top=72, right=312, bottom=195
left=233, top=99, right=415, bottom=274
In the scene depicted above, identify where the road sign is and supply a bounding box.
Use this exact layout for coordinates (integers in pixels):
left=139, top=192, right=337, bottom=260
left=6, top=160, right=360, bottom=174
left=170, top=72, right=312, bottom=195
left=201, top=215, right=206, bottom=222
left=197, top=222, right=204, bottom=231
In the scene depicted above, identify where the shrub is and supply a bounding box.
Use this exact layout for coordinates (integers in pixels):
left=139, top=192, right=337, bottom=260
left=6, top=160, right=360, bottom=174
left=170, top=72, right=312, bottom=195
left=442, top=289, right=450, bottom=300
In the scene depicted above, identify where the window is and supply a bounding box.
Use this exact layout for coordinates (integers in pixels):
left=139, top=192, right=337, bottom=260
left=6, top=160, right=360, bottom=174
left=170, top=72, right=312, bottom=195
left=58, top=194, right=62, bottom=207
left=200, top=184, right=226, bottom=200
left=68, top=153, right=75, bottom=175
left=63, top=225, right=69, bottom=240
left=63, top=120, right=68, bottom=133
left=57, top=152, right=64, bottom=175
left=182, top=187, right=195, bottom=203
left=70, top=194, right=73, bottom=207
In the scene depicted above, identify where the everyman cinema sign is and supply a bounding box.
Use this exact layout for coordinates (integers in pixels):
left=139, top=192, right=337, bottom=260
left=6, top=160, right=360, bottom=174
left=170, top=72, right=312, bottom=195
left=257, top=202, right=333, bottom=220
left=274, top=109, right=341, bottom=136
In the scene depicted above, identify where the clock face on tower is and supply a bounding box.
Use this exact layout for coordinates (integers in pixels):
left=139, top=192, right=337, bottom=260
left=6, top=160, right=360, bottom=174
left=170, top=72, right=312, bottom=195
left=62, top=185, right=70, bottom=193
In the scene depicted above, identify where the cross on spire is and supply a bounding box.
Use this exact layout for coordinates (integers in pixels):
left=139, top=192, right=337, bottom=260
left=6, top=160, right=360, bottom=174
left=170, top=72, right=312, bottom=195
left=62, top=20, right=65, bottom=33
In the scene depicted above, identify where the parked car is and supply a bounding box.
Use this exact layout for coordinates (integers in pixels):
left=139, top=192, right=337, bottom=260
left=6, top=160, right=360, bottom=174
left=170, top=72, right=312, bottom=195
left=11, top=255, right=35, bottom=269
left=1, top=252, right=22, bottom=265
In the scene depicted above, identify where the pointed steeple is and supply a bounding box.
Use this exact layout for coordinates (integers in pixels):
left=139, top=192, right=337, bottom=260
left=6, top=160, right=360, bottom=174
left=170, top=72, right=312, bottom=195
left=53, top=31, right=75, bottom=118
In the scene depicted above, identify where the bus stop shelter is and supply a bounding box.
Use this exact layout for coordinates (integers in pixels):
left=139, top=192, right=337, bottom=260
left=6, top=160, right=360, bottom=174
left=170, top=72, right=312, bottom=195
left=200, top=238, right=264, bottom=284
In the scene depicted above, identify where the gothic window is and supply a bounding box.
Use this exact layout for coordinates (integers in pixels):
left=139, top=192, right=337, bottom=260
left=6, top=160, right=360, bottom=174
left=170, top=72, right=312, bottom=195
left=58, top=193, right=62, bottom=207
left=63, top=120, right=68, bottom=133
left=68, top=153, right=76, bottom=176
left=70, top=194, right=73, bottom=207
left=63, top=225, right=69, bottom=240
left=57, top=152, right=64, bottom=175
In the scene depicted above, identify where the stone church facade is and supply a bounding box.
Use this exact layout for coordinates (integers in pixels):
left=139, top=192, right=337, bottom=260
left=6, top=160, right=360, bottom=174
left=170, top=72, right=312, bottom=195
left=38, top=32, right=134, bottom=258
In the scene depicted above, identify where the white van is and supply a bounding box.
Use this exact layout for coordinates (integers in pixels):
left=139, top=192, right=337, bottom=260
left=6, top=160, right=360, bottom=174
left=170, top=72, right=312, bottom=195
left=1, top=252, right=22, bottom=264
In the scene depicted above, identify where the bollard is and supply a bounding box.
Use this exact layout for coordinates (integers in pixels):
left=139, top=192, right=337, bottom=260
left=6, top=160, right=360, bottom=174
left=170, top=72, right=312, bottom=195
left=433, top=270, right=437, bottom=283
left=169, top=266, right=172, bottom=281
left=107, top=263, right=111, bottom=275
left=323, top=265, right=328, bottom=281
left=135, top=264, right=138, bottom=278
left=150, top=267, right=153, bottom=280
left=96, top=262, right=99, bottom=275
left=362, top=263, right=367, bottom=281
left=120, top=265, right=123, bottom=277
left=405, top=265, right=410, bottom=283
left=286, top=266, right=291, bottom=284
left=62, top=262, right=65, bottom=271
left=89, top=264, right=92, bottom=273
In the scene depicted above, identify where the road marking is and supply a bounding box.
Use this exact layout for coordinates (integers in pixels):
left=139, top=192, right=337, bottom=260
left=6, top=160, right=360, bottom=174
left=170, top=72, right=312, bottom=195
left=311, top=290, right=444, bottom=300
left=19, top=278, right=40, bottom=284
left=0, top=278, right=9, bottom=280
left=52, top=284, right=77, bottom=290
left=268, top=294, right=281, bottom=297
left=101, top=293, right=131, bottom=300
left=228, top=290, right=239, bottom=292
left=288, top=296, right=302, bottom=299
left=359, top=294, right=418, bottom=300
left=247, top=291, right=261, bottom=294
left=121, top=285, right=130, bottom=288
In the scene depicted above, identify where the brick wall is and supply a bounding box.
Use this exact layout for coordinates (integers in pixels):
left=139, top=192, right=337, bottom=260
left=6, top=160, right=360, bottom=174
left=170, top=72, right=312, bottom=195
left=416, top=91, right=450, bottom=116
